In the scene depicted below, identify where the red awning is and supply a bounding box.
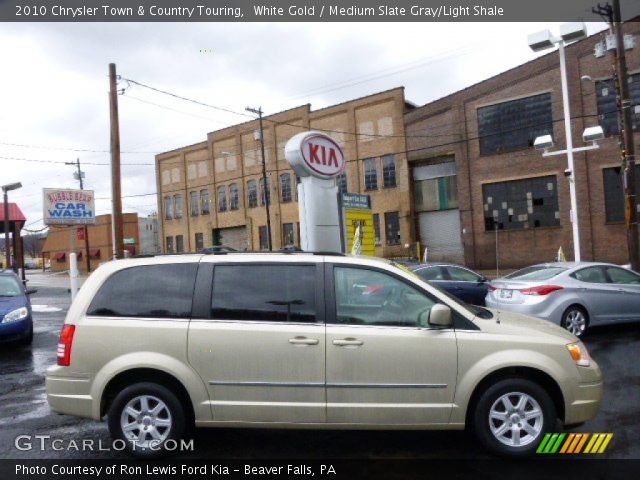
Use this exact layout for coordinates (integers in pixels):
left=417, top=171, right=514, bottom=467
left=89, top=249, right=101, bottom=258
left=0, top=203, right=26, bottom=222
left=54, top=252, right=65, bottom=261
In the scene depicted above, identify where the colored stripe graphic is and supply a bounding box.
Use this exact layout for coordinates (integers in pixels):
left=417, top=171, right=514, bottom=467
left=538, top=433, right=613, bottom=454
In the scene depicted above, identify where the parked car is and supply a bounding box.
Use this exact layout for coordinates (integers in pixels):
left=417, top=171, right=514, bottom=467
left=0, top=270, right=35, bottom=345
left=46, top=253, right=602, bottom=458
left=410, top=263, right=490, bottom=305
left=486, top=262, right=640, bottom=337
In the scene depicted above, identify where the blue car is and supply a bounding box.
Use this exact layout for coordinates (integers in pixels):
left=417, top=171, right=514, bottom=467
left=0, top=270, right=35, bottom=345
left=409, top=263, right=490, bottom=306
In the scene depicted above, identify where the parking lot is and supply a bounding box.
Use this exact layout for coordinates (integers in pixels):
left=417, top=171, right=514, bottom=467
left=0, top=271, right=638, bottom=460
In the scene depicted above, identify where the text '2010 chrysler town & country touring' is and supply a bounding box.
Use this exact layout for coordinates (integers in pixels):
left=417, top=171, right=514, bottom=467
left=46, top=252, right=602, bottom=457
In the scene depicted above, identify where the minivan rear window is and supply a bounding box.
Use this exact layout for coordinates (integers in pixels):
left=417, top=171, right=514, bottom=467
left=87, top=264, right=198, bottom=318
left=211, top=265, right=317, bottom=323
left=504, top=266, right=567, bottom=281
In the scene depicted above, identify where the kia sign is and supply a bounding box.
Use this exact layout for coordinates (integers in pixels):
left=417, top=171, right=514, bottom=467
left=43, top=188, right=96, bottom=225
left=285, top=131, right=345, bottom=179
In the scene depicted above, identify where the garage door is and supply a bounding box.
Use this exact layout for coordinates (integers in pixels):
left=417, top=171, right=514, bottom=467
left=215, top=226, right=249, bottom=251
left=417, top=210, right=464, bottom=263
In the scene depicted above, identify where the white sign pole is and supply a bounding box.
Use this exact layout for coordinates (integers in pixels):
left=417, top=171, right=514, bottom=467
left=285, top=132, right=345, bottom=253
left=69, top=252, right=79, bottom=301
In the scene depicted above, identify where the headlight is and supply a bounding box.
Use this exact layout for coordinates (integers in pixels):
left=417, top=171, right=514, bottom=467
left=2, top=307, right=29, bottom=324
left=566, top=342, right=591, bottom=367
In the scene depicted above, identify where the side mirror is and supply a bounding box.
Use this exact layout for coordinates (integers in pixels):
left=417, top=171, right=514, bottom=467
left=26, top=288, right=38, bottom=295
left=428, top=304, right=452, bottom=328
left=478, top=275, right=488, bottom=283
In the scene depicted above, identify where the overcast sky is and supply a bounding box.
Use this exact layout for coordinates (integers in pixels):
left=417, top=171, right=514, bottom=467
left=1, top=20, right=613, bottom=232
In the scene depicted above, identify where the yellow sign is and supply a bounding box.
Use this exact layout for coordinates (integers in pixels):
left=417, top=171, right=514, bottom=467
left=344, top=209, right=375, bottom=256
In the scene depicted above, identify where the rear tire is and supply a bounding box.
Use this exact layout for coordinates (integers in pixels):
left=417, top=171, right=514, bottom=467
left=561, top=306, right=589, bottom=337
left=107, top=382, right=185, bottom=458
left=473, top=378, right=556, bottom=457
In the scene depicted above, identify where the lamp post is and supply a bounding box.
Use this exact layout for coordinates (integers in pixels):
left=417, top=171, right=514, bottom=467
left=246, top=106, right=272, bottom=251
left=528, top=23, right=594, bottom=262
left=2, top=182, right=22, bottom=272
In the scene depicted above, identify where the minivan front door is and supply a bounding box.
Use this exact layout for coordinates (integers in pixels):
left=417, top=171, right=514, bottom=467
left=188, top=262, right=326, bottom=424
left=325, top=265, right=457, bottom=426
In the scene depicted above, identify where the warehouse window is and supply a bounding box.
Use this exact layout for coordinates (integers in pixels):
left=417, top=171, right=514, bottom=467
left=336, top=171, right=348, bottom=193
left=164, top=195, right=172, bottom=220
left=260, top=177, right=271, bottom=206
left=190, top=191, right=199, bottom=217
left=414, top=176, right=458, bottom=212
left=247, top=180, right=258, bottom=208
left=175, top=235, right=184, bottom=253
left=280, top=173, right=292, bottom=203
left=258, top=226, right=269, bottom=250
left=364, top=158, right=378, bottom=190
left=382, top=154, right=397, bottom=188
left=283, top=223, right=294, bottom=247
left=478, top=93, right=553, bottom=155
left=384, top=211, right=400, bottom=245
left=195, top=232, right=204, bottom=251
left=217, top=185, right=227, bottom=212
left=482, top=175, right=560, bottom=231
left=373, top=213, right=381, bottom=246
left=200, top=189, right=210, bottom=215
left=229, top=184, right=239, bottom=210
left=173, top=194, right=183, bottom=219
left=603, top=165, right=640, bottom=222
left=596, top=74, right=640, bottom=137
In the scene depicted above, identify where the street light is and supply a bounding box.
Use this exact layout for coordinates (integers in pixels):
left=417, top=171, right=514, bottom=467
left=2, top=182, right=22, bottom=271
left=528, top=22, right=593, bottom=262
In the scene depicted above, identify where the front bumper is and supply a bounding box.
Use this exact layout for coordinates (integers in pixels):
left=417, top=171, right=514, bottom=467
left=0, top=316, right=32, bottom=339
left=45, top=365, right=95, bottom=419
left=564, top=362, right=604, bottom=426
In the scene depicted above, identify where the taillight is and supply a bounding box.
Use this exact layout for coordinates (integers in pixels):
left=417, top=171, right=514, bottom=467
left=488, top=284, right=497, bottom=291
left=57, top=324, right=76, bottom=366
left=519, top=285, right=563, bottom=296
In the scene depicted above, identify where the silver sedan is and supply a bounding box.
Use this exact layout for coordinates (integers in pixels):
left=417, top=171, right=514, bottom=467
left=485, top=262, right=640, bottom=337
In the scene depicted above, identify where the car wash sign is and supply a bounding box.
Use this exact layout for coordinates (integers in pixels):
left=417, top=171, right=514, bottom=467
left=43, top=188, right=96, bottom=225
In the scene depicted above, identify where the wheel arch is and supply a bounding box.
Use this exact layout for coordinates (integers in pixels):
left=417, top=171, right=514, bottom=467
left=100, top=368, right=195, bottom=427
left=465, top=366, right=566, bottom=427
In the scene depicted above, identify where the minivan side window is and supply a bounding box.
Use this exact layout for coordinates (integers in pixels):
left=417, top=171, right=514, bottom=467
left=87, top=264, right=198, bottom=319
left=332, top=266, right=436, bottom=328
left=211, top=265, right=317, bottom=323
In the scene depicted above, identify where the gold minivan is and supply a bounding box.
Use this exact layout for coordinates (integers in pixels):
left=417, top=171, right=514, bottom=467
left=46, top=252, right=602, bottom=457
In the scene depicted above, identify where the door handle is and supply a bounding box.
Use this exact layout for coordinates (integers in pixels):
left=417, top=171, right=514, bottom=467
left=333, top=338, right=364, bottom=347
left=288, top=337, right=319, bottom=346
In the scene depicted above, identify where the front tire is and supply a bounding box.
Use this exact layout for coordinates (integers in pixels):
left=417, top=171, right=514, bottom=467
left=561, top=306, right=589, bottom=337
left=107, top=382, right=185, bottom=458
left=473, top=378, right=556, bottom=457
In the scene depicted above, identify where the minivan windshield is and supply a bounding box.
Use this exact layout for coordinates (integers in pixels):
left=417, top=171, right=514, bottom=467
left=0, top=276, right=22, bottom=297
left=504, top=266, right=567, bottom=281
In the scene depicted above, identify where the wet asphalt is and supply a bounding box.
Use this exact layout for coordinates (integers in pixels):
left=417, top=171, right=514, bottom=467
left=0, top=276, right=638, bottom=460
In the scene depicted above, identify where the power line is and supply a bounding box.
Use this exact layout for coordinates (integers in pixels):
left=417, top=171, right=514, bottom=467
left=0, top=155, right=153, bottom=166
left=0, top=140, right=157, bottom=154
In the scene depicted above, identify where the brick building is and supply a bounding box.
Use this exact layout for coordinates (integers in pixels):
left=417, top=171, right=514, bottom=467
left=42, top=213, right=140, bottom=271
left=156, top=89, right=416, bottom=257
left=405, top=21, right=640, bottom=268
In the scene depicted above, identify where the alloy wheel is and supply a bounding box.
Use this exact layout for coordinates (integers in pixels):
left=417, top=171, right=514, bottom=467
left=564, top=309, right=587, bottom=336
left=488, top=392, right=544, bottom=447
left=120, top=394, right=172, bottom=448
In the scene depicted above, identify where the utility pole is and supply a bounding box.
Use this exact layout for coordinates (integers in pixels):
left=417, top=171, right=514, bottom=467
left=108, top=63, right=124, bottom=259
left=613, top=0, right=639, bottom=271
left=246, top=106, right=272, bottom=251
left=598, top=1, right=640, bottom=270
left=65, top=158, right=91, bottom=272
